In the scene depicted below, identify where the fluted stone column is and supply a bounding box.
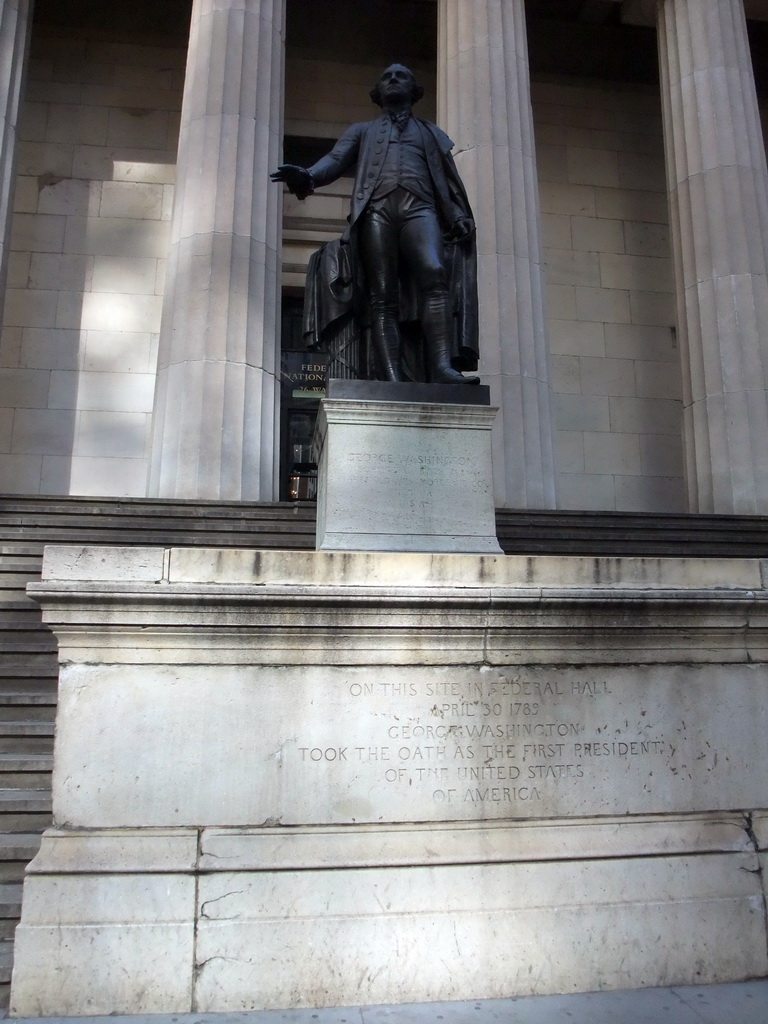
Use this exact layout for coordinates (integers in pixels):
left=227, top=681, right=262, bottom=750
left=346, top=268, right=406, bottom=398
left=657, top=0, right=768, bottom=513
left=0, top=0, right=32, bottom=311
left=148, top=0, right=285, bottom=500
left=438, top=0, right=556, bottom=508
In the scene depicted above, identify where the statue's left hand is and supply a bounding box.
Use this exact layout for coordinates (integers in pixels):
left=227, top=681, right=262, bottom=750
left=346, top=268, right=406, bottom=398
left=445, top=217, right=475, bottom=243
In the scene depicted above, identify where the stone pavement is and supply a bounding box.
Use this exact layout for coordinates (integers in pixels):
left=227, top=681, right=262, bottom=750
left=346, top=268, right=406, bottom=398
left=7, top=981, right=768, bottom=1024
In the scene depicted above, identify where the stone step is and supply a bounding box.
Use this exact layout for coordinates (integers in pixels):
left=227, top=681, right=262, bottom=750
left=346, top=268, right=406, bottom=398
left=0, top=659, right=57, bottom=675
left=0, top=817, right=48, bottom=835
left=0, top=497, right=317, bottom=551
left=0, top=635, right=57, bottom=653
left=0, top=771, right=51, bottom=789
left=0, top=721, right=55, bottom=754
left=0, top=676, right=57, bottom=695
left=0, top=939, right=13, bottom=983
left=0, top=677, right=59, bottom=695
left=0, top=721, right=53, bottom=736
left=0, top=788, right=51, bottom=806
left=0, top=740, right=53, bottom=755
left=0, top=705, right=55, bottom=723
left=0, top=572, right=41, bottom=589
left=0, top=653, right=58, bottom=674
left=0, top=885, right=23, bottom=941
left=5, top=494, right=768, bottom=556
left=0, top=884, right=23, bottom=917
left=0, top=868, right=30, bottom=887
left=494, top=507, right=768, bottom=556
left=0, top=940, right=13, bottom=1012
left=0, top=669, right=58, bottom=686
left=0, top=833, right=43, bottom=861
left=0, top=543, right=43, bottom=554
left=0, top=632, right=58, bottom=648
left=0, top=630, right=56, bottom=646
left=0, top=787, right=51, bottom=805
left=0, top=557, right=42, bottom=572
left=0, top=688, right=57, bottom=704
left=0, top=589, right=37, bottom=602
left=0, top=565, right=41, bottom=584
left=0, top=945, right=12, bottom=1009
left=0, top=609, right=47, bottom=627
left=0, top=690, right=57, bottom=706
left=0, top=753, right=53, bottom=770
left=1, top=543, right=44, bottom=555
left=0, top=790, right=52, bottom=832
left=0, top=753, right=53, bottom=790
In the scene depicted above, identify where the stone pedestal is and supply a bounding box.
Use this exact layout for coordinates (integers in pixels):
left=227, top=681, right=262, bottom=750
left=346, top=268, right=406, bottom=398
left=314, top=381, right=502, bottom=553
left=10, top=546, right=768, bottom=1015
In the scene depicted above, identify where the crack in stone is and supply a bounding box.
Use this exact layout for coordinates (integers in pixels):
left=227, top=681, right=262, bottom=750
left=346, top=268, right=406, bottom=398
left=200, top=889, right=246, bottom=918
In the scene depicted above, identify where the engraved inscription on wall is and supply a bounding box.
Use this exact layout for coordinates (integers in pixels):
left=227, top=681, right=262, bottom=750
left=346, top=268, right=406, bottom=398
left=285, top=666, right=687, bottom=823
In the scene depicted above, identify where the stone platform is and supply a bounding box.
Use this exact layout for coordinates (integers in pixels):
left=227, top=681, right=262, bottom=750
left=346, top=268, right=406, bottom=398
left=10, top=547, right=768, bottom=1015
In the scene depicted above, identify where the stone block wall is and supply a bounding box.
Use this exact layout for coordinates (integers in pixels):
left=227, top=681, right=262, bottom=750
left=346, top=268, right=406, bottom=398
left=0, top=19, right=184, bottom=495
left=533, top=77, right=685, bottom=513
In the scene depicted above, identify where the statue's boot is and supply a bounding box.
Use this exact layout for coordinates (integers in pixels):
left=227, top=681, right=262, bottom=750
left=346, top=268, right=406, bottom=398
left=433, top=360, right=481, bottom=385
left=423, top=293, right=480, bottom=385
left=371, top=313, right=405, bottom=382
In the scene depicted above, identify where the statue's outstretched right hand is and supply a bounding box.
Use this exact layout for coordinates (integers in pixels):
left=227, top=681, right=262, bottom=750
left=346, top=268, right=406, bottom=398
left=270, top=164, right=313, bottom=200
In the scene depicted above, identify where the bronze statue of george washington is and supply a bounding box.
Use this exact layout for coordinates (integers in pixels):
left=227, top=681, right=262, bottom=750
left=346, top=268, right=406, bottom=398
left=271, top=64, right=480, bottom=385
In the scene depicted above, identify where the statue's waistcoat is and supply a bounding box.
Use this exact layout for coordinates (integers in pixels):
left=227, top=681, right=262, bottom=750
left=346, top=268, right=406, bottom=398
left=346, top=116, right=461, bottom=232
left=370, top=117, right=432, bottom=203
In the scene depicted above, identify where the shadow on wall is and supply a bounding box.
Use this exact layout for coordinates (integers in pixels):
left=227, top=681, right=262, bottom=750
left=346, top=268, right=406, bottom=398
left=0, top=2, right=189, bottom=497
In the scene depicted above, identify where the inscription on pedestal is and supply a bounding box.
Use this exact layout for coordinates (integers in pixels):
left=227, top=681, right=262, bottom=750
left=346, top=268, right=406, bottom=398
left=336, top=449, right=491, bottom=532
left=283, top=666, right=703, bottom=823
left=51, top=661, right=768, bottom=828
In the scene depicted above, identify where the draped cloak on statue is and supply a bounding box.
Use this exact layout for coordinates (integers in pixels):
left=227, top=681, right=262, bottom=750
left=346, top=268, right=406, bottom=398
left=301, top=114, right=479, bottom=381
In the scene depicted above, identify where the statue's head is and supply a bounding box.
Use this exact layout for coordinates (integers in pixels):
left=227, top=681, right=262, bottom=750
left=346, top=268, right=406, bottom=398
left=370, top=64, right=424, bottom=107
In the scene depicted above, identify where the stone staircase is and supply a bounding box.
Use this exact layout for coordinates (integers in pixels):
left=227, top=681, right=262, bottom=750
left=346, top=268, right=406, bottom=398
left=0, top=495, right=766, bottom=1009
left=0, top=544, right=57, bottom=1009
